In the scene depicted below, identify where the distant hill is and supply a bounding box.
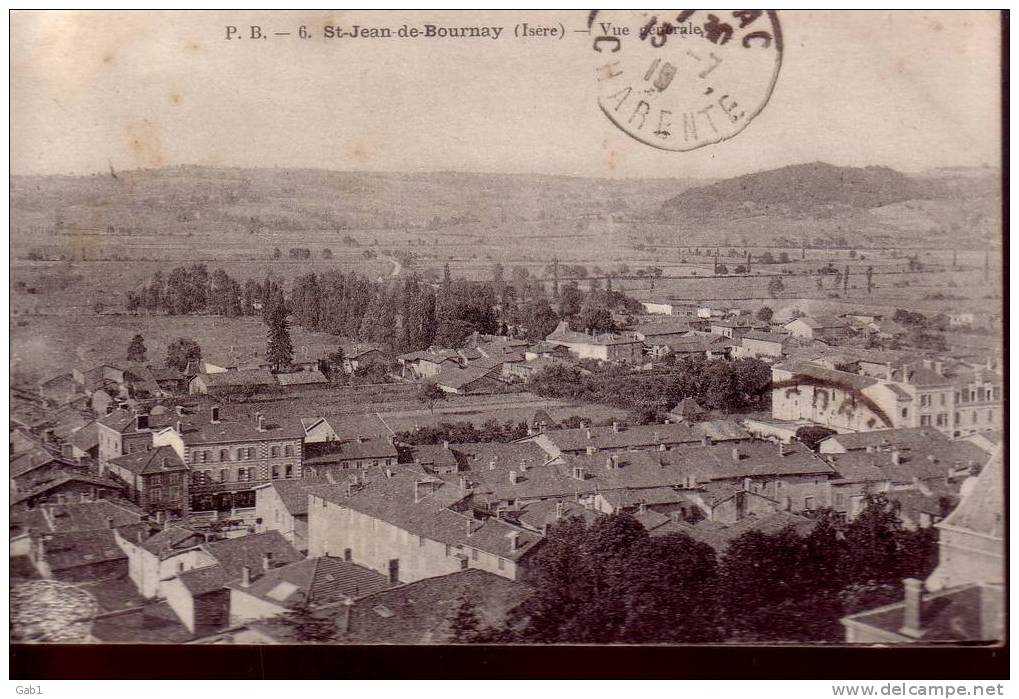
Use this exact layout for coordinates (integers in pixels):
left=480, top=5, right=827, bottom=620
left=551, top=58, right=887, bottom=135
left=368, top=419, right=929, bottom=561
left=659, top=162, right=927, bottom=221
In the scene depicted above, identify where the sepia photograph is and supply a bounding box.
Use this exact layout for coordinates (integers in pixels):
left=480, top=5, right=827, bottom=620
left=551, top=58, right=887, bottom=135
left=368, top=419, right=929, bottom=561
left=7, top=8, right=1006, bottom=680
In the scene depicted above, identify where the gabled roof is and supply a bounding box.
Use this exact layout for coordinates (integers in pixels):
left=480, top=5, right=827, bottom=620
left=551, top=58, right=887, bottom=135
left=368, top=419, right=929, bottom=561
left=772, top=360, right=879, bottom=391
left=226, top=556, right=393, bottom=608
left=67, top=421, right=100, bottom=452
left=11, top=471, right=124, bottom=505
left=257, top=476, right=332, bottom=516
left=193, top=369, right=276, bottom=388
left=11, top=445, right=72, bottom=480
left=275, top=370, right=329, bottom=386
left=108, top=445, right=187, bottom=475
left=657, top=511, right=817, bottom=552
left=137, top=524, right=205, bottom=557
left=432, top=365, right=501, bottom=390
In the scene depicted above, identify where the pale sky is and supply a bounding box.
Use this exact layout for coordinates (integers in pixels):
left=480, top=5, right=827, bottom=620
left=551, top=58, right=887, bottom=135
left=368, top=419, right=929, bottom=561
left=10, top=10, right=1002, bottom=178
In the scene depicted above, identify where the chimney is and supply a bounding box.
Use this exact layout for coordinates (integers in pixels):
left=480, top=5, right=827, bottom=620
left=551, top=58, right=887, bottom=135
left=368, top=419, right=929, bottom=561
left=211, top=406, right=220, bottom=424
left=459, top=476, right=468, bottom=491
left=336, top=596, right=354, bottom=634
left=612, top=421, right=620, bottom=433
left=507, top=530, right=520, bottom=551
left=442, top=440, right=449, bottom=449
left=136, top=530, right=144, bottom=544
left=585, top=446, right=597, bottom=455
left=658, top=443, right=667, bottom=452
left=488, top=460, right=497, bottom=470
left=161, top=457, right=168, bottom=469
left=509, top=470, right=519, bottom=485
left=701, top=435, right=713, bottom=446
left=555, top=501, right=564, bottom=520
left=241, top=566, right=252, bottom=588
left=899, top=578, right=925, bottom=638
left=778, top=442, right=787, bottom=457
left=175, top=420, right=182, bottom=434
left=176, top=405, right=185, bottom=417
left=891, top=450, right=902, bottom=465
left=106, top=516, right=115, bottom=529
left=573, top=465, right=586, bottom=481
left=257, top=414, right=266, bottom=432
left=605, top=456, right=614, bottom=470
left=519, top=459, right=529, bottom=473
left=262, top=552, right=273, bottom=571
left=731, top=447, right=741, bottom=462
left=61, top=443, right=73, bottom=459
left=106, top=405, right=115, bottom=415
left=585, top=428, right=592, bottom=440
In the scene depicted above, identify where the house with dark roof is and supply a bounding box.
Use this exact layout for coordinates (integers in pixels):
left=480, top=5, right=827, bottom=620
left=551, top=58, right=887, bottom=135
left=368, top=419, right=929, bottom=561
left=783, top=315, right=854, bottom=341
left=159, top=531, right=302, bottom=634
left=189, top=369, right=277, bottom=396
left=10, top=445, right=81, bottom=493
left=232, top=569, right=531, bottom=645
left=545, top=321, right=643, bottom=364
left=106, top=445, right=190, bottom=518
left=150, top=406, right=305, bottom=514
left=431, top=364, right=507, bottom=395
left=11, top=470, right=125, bottom=512
left=254, top=475, right=339, bottom=552
left=227, top=556, right=393, bottom=624
left=528, top=420, right=749, bottom=460
left=302, top=436, right=398, bottom=475
left=114, top=524, right=207, bottom=598
left=307, top=469, right=543, bottom=584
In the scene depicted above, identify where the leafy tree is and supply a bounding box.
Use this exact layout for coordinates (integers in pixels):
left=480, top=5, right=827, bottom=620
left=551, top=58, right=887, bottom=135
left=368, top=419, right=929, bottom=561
left=519, top=298, right=558, bottom=340
left=447, top=591, right=483, bottom=643
left=557, top=283, right=583, bottom=319
left=322, top=248, right=333, bottom=260
left=277, top=606, right=337, bottom=643
left=165, top=338, right=202, bottom=372
left=572, top=305, right=614, bottom=334
left=767, top=277, right=785, bottom=297
left=795, top=425, right=837, bottom=451
left=756, top=306, right=774, bottom=323
left=778, top=251, right=790, bottom=263
left=265, top=299, right=294, bottom=372
left=417, top=380, right=447, bottom=415
left=126, top=334, right=147, bottom=363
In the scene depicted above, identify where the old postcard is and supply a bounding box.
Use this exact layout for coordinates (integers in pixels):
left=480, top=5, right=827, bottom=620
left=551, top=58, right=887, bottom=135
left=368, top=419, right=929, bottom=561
left=9, top=9, right=1004, bottom=664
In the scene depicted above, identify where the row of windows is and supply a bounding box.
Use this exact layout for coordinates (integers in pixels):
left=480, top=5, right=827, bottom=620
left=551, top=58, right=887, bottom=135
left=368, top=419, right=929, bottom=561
left=957, top=387, right=1000, bottom=403
left=193, top=444, right=296, bottom=463
left=148, top=472, right=181, bottom=486
left=149, top=486, right=182, bottom=502
left=192, top=464, right=296, bottom=484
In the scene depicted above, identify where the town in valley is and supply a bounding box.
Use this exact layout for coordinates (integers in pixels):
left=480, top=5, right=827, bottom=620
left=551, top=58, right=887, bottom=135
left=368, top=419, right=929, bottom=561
left=9, top=161, right=1003, bottom=645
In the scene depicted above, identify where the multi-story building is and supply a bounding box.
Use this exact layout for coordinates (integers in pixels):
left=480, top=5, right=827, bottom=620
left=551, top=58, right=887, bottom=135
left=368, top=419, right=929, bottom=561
left=773, top=359, right=1003, bottom=438
left=306, top=469, right=543, bottom=584
left=545, top=321, right=643, bottom=363
left=96, top=409, right=162, bottom=475
left=151, top=406, right=305, bottom=514
left=106, top=446, right=191, bottom=519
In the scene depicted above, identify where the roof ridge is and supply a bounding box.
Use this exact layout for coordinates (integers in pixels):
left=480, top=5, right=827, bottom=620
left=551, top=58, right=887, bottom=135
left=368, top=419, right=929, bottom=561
left=306, top=556, right=324, bottom=606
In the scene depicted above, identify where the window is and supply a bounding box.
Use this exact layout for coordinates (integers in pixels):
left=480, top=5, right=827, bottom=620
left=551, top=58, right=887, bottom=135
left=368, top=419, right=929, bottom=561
left=834, top=493, right=845, bottom=507
left=977, top=388, right=986, bottom=401
left=497, top=558, right=505, bottom=571
left=150, top=474, right=162, bottom=486
left=939, top=393, right=946, bottom=407
left=169, top=486, right=181, bottom=500
left=804, top=497, right=815, bottom=510
left=285, top=464, right=293, bottom=478
left=151, top=487, right=162, bottom=502
left=987, top=410, right=994, bottom=423
left=271, top=446, right=280, bottom=458
left=219, top=449, right=228, bottom=461
left=238, top=468, right=249, bottom=482
left=272, top=465, right=280, bottom=479
left=418, top=535, right=426, bottom=548
left=901, top=408, right=908, bottom=418
left=285, top=445, right=293, bottom=457
left=445, top=544, right=451, bottom=557
left=972, top=411, right=978, bottom=424
left=199, top=451, right=208, bottom=463
left=920, top=415, right=931, bottom=427
left=920, top=394, right=931, bottom=407
left=936, top=413, right=946, bottom=427
left=775, top=480, right=784, bottom=490
left=219, top=469, right=228, bottom=483
left=471, top=548, right=478, bottom=561
left=169, top=472, right=179, bottom=485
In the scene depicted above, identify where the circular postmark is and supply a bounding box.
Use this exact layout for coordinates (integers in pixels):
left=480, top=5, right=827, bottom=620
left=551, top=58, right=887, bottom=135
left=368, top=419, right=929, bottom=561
left=589, top=10, right=783, bottom=151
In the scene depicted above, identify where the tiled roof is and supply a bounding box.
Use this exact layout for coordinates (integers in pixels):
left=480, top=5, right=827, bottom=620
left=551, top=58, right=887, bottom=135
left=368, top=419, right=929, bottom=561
left=67, top=421, right=100, bottom=451
left=177, top=564, right=233, bottom=596
left=432, top=365, right=501, bottom=390
left=515, top=499, right=599, bottom=531
left=11, top=470, right=125, bottom=505
left=540, top=421, right=743, bottom=454
left=258, top=476, right=332, bottom=516
left=137, top=525, right=205, bottom=557
left=203, top=531, right=302, bottom=578
left=227, top=556, right=393, bottom=608
left=275, top=370, right=329, bottom=386
left=20, top=499, right=145, bottom=534
left=773, top=360, right=879, bottom=391
left=108, top=445, right=187, bottom=475
left=39, top=529, right=127, bottom=572
left=194, top=369, right=276, bottom=388
left=11, top=446, right=70, bottom=480
left=546, top=323, right=640, bottom=347
left=251, top=569, right=531, bottom=644
left=173, top=411, right=305, bottom=445
left=303, top=438, right=397, bottom=466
